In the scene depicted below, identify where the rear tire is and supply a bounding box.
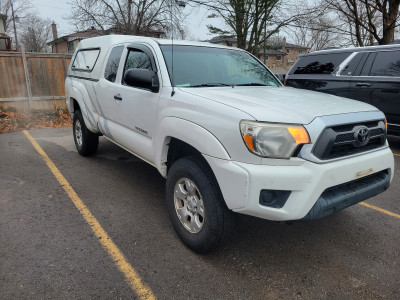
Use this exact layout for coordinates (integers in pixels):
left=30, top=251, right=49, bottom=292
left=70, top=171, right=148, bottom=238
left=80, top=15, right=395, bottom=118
left=73, top=110, right=99, bottom=156
left=166, top=156, right=236, bottom=253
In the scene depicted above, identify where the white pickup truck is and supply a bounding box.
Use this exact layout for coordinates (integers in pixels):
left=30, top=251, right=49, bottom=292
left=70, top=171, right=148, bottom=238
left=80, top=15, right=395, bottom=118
left=66, top=35, right=394, bottom=253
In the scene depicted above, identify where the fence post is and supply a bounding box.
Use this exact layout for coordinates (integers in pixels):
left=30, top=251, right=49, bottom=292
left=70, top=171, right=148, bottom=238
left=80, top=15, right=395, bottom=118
left=21, top=45, right=33, bottom=109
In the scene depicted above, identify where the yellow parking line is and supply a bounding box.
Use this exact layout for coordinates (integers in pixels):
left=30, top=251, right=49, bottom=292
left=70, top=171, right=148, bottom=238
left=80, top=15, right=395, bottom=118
left=394, top=153, right=400, bottom=157
left=23, top=130, right=156, bottom=300
left=359, top=202, right=400, bottom=219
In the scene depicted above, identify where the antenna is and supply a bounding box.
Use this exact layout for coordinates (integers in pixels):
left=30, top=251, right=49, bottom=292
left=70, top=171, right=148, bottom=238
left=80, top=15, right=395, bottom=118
left=170, top=0, right=175, bottom=97
left=169, top=0, right=185, bottom=97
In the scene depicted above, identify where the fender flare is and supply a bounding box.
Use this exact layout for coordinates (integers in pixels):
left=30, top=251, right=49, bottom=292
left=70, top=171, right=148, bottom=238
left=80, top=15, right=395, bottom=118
left=154, top=117, right=231, bottom=176
left=67, top=83, right=99, bottom=133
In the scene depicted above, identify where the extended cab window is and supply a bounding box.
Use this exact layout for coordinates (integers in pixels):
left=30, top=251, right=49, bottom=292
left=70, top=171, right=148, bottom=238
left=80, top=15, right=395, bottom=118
left=369, top=50, right=400, bottom=77
left=104, top=46, right=124, bottom=82
left=72, top=49, right=100, bottom=72
left=292, top=53, right=350, bottom=74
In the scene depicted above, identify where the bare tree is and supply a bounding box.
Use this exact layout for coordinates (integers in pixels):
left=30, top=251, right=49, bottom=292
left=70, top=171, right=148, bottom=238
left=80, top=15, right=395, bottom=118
left=287, top=13, right=343, bottom=50
left=19, top=14, right=52, bottom=52
left=1, top=0, right=32, bottom=33
left=326, top=0, right=400, bottom=45
left=67, top=0, right=185, bottom=37
left=194, top=0, right=312, bottom=54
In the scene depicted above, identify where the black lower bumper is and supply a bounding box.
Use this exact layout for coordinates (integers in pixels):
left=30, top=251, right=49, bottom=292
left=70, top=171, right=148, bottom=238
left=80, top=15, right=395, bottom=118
left=302, top=170, right=390, bottom=221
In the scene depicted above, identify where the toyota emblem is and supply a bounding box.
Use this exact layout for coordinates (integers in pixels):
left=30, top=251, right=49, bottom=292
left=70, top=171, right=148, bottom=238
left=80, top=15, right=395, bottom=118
left=354, top=126, right=369, bottom=146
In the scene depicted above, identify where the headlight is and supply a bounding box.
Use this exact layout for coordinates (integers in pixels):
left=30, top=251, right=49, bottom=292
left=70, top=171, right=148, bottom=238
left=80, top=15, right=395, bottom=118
left=240, top=120, right=310, bottom=158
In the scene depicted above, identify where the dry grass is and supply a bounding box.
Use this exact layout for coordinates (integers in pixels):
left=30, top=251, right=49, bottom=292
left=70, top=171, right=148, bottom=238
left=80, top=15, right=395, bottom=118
left=0, top=107, right=72, bottom=134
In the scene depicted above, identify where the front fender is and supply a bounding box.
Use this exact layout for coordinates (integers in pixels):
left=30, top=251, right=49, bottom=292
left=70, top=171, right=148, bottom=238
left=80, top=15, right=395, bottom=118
left=154, top=117, right=231, bottom=176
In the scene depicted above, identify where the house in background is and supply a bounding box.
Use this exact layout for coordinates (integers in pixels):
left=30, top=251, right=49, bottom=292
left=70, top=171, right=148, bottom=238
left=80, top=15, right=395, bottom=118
left=208, top=35, right=309, bottom=74
left=257, top=37, right=309, bottom=74
left=257, top=48, right=287, bottom=74
left=48, top=24, right=165, bottom=53
left=0, top=14, right=13, bottom=51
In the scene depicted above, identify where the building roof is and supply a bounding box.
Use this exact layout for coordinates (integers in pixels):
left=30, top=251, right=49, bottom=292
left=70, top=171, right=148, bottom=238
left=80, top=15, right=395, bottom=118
left=48, top=28, right=105, bottom=45
left=205, top=36, right=237, bottom=43
left=284, top=42, right=309, bottom=49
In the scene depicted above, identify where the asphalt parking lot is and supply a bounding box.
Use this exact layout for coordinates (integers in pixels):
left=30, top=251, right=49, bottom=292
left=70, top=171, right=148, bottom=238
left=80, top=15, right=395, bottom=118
left=1, top=127, right=399, bottom=299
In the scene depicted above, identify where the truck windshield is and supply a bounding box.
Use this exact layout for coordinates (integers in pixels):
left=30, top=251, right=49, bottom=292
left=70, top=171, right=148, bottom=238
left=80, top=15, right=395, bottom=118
left=160, top=45, right=281, bottom=88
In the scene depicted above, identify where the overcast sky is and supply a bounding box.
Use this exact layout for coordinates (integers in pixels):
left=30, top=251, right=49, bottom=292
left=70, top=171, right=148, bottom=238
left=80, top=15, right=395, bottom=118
left=32, top=0, right=220, bottom=41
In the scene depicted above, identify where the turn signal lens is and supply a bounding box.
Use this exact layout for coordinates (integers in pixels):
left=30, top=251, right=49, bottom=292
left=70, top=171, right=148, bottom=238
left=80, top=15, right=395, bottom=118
left=384, top=118, right=388, bottom=132
left=243, top=135, right=255, bottom=151
left=288, top=127, right=310, bottom=144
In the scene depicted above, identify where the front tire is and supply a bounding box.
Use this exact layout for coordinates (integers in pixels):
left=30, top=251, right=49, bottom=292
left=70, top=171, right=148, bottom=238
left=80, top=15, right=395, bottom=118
left=73, top=110, right=99, bottom=156
left=166, top=157, right=236, bottom=253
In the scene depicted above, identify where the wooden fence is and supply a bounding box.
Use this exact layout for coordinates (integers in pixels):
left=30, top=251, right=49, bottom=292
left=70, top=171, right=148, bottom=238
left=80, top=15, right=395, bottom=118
left=0, top=46, right=72, bottom=111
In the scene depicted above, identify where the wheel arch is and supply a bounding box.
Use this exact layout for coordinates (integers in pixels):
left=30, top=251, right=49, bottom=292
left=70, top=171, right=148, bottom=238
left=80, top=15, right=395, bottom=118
left=154, top=117, right=231, bottom=177
left=66, top=84, right=99, bottom=133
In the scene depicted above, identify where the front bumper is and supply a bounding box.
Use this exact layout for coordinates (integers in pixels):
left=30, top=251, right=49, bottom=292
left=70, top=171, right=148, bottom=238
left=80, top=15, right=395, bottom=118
left=204, top=147, right=394, bottom=221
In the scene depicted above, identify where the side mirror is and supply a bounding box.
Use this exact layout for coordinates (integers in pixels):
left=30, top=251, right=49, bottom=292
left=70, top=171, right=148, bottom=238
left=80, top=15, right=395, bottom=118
left=123, top=68, right=159, bottom=92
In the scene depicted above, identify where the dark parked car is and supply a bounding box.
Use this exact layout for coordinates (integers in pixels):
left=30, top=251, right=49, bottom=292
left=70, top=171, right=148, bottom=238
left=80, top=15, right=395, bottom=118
left=285, top=45, right=400, bottom=136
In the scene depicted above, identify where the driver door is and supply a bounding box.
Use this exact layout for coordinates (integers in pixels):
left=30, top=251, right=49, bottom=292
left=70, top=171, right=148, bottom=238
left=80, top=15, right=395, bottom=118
left=99, top=44, right=162, bottom=163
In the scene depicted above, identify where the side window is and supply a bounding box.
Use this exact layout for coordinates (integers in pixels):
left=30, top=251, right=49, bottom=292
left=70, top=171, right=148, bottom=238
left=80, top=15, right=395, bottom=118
left=339, top=53, right=364, bottom=76
left=369, top=50, right=400, bottom=77
left=72, top=49, right=100, bottom=72
left=292, top=53, right=351, bottom=74
left=104, top=46, right=124, bottom=83
left=123, top=49, right=153, bottom=76
left=360, top=52, right=376, bottom=76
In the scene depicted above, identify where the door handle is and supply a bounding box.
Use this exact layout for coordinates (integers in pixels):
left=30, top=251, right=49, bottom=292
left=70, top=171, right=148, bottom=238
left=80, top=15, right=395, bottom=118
left=356, top=83, right=371, bottom=87
left=114, top=94, right=123, bottom=101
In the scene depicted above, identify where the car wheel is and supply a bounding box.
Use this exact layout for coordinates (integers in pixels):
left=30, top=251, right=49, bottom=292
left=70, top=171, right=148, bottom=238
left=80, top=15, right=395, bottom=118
left=166, top=156, right=236, bottom=253
left=73, top=110, right=99, bottom=156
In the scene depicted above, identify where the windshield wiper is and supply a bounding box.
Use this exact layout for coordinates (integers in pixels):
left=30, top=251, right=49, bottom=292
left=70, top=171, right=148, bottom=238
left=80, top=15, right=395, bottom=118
left=234, top=83, right=268, bottom=86
left=190, top=83, right=233, bottom=88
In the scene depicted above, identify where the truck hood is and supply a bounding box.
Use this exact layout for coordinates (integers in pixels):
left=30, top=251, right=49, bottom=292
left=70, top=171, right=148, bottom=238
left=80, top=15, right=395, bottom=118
left=180, top=86, right=378, bottom=124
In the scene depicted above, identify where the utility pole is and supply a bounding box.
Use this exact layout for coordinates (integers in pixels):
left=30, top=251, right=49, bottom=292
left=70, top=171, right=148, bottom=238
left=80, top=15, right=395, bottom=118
left=11, top=0, right=19, bottom=51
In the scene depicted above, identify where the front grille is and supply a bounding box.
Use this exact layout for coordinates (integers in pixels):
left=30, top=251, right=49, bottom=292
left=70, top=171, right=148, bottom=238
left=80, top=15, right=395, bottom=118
left=335, top=132, right=355, bottom=144
left=313, top=120, right=386, bottom=160
left=331, top=121, right=379, bottom=132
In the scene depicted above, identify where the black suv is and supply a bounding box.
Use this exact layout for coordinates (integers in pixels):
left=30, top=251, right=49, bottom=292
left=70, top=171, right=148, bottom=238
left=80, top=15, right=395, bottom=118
left=285, top=45, right=400, bottom=136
